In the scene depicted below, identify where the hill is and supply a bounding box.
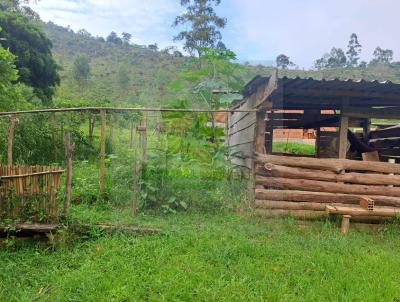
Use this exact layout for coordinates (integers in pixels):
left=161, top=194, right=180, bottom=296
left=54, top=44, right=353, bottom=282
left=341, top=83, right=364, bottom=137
left=43, top=21, right=400, bottom=107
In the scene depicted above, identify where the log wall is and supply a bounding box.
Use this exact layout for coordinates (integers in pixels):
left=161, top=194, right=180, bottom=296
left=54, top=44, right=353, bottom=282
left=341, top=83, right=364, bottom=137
left=254, top=153, right=400, bottom=221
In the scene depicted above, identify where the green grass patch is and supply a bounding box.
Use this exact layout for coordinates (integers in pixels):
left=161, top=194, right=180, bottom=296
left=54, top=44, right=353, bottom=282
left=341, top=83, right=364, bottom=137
left=1, top=207, right=400, bottom=301
left=273, top=141, right=316, bottom=155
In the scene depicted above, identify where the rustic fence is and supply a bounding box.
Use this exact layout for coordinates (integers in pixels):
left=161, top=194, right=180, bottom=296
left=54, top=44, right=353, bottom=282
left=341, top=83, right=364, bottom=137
left=0, top=166, right=64, bottom=223
left=254, top=153, right=400, bottom=222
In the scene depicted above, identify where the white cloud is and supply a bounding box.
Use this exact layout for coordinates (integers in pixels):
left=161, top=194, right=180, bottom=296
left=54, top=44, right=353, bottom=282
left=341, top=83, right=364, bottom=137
left=31, top=0, right=181, bottom=47
left=226, top=0, right=400, bottom=67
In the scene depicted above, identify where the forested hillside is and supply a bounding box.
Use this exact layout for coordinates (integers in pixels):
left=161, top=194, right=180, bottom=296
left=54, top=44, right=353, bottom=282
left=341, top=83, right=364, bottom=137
left=43, top=21, right=400, bottom=108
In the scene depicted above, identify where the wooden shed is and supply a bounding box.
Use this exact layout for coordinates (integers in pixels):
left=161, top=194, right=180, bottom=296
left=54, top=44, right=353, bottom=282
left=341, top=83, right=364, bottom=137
left=228, top=72, right=400, bottom=223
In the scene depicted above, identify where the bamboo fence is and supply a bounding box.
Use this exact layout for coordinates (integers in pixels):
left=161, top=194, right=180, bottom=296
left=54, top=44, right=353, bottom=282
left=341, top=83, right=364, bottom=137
left=0, top=165, right=64, bottom=223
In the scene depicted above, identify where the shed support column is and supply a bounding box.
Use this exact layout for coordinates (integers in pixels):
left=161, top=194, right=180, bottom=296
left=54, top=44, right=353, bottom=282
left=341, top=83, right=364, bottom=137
left=363, top=118, right=371, bottom=142
left=255, top=110, right=266, bottom=154
left=338, top=103, right=349, bottom=159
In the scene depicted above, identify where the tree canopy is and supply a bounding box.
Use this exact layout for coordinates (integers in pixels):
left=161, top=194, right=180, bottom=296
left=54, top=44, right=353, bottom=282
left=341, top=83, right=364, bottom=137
left=0, top=11, right=60, bottom=104
left=371, top=47, right=393, bottom=64
left=276, top=54, right=294, bottom=69
left=346, top=33, right=362, bottom=67
left=173, top=0, right=227, bottom=57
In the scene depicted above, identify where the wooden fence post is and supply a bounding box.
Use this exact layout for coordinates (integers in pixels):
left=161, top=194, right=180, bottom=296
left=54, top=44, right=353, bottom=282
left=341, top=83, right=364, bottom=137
left=50, top=112, right=57, bottom=162
left=131, top=124, right=138, bottom=218
left=139, top=116, right=147, bottom=164
left=109, top=113, right=114, bottom=147
left=64, top=131, right=74, bottom=216
left=100, top=110, right=106, bottom=194
left=7, top=115, right=17, bottom=166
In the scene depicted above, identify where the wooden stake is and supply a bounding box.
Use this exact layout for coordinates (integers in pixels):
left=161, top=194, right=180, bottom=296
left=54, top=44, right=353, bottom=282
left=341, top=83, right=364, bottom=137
left=7, top=115, right=17, bottom=165
left=140, top=116, right=147, bottom=164
left=64, top=132, right=74, bottom=216
left=50, top=112, right=57, bottom=162
left=100, top=110, right=106, bottom=194
left=131, top=125, right=138, bottom=218
left=341, top=215, right=351, bottom=234
left=109, top=113, right=114, bottom=147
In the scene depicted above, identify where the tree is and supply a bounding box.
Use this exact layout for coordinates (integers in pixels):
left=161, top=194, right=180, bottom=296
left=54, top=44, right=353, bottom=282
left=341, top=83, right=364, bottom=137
left=346, top=33, right=362, bottom=67
left=276, top=54, right=294, bottom=69
left=173, top=0, right=227, bottom=57
left=0, top=0, right=40, bottom=19
left=371, top=47, right=393, bottom=64
left=73, top=54, right=90, bottom=82
left=148, top=43, right=158, bottom=51
left=0, top=11, right=60, bottom=104
left=121, top=32, right=132, bottom=44
left=0, top=37, right=27, bottom=110
left=106, top=31, right=122, bottom=45
left=314, top=48, right=347, bottom=69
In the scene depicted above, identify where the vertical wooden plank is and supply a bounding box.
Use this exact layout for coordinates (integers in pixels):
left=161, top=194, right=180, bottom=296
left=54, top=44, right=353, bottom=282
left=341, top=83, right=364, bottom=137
left=64, top=132, right=73, bottom=217
left=255, top=110, right=266, bottom=153
left=363, top=118, right=371, bottom=142
left=7, top=115, right=17, bottom=166
left=338, top=99, right=349, bottom=159
left=316, top=128, right=321, bottom=158
left=338, top=115, right=349, bottom=159
left=100, top=110, right=106, bottom=194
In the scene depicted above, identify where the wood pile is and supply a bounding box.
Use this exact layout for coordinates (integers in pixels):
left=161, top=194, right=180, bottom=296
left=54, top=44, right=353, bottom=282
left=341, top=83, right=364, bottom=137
left=254, top=153, right=400, bottom=222
left=0, top=166, right=64, bottom=223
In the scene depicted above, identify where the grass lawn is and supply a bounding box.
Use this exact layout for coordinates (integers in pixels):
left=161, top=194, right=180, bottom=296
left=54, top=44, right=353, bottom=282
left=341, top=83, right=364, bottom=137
left=1, top=206, right=400, bottom=301
left=273, top=141, right=316, bottom=156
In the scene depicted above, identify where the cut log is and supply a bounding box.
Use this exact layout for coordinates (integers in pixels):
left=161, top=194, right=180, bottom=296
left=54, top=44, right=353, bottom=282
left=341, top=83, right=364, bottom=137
left=263, top=163, right=400, bottom=186
left=0, top=223, right=58, bottom=233
left=341, top=215, right=351, bottom=235
left=255, top=189, right=400, bottom=207
left=326, top=205, right=400, bottom=217
left=254, top=209, right=327, bottom=219
left=255, top=200, right=328, bottom=211
left=256, top=176, right=400, bottom=197
left=254, top=152, right=400, bottom=174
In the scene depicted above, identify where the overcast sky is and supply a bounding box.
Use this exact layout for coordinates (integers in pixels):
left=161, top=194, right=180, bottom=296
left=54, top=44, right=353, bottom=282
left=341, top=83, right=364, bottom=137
left=30, top=0, right=400, bottom=68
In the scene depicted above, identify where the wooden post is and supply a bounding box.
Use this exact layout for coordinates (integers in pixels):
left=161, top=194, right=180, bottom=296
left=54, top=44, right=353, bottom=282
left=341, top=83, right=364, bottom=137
left=363, top=118, right=371, bottom=142
left=50, top=112, right=57, bottom=162
left=338, top=110, right=349, bottom=159
left=88, top=112, right=95, bottom=143
left=255, top=110, right=267, bottom=154
left=131, top=124, right=138, bottom=218
left=109, top=113, right=114, bottom=147
left=156, top=113, right=161, bottom=138
left=140, top=115, right=147, bottom=164
left=64, top=132, right=74, bottom=216
left=341, top=215, right=351, bottom=235
left=7, top=115, right=17, bottom=166
left=130, top=121, right=134, bottom=148
left=100, top=110, right=106, bottom=194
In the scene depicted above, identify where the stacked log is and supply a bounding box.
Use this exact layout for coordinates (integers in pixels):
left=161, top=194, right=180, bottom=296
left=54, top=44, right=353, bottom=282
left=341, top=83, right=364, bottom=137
left=254, top=152, right=400, bottom=222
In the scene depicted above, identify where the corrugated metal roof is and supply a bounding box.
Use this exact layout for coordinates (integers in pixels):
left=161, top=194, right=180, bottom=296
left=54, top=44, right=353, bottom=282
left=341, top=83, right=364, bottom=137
left=279, top=76, right=400, bottom=94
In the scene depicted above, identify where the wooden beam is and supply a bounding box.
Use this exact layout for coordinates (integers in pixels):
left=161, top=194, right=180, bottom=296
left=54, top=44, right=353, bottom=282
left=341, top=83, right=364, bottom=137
left=256, top=176, right=400, bottom=197
left=255, top=189, right=400, bottom=207
left=254, top=152, right=400, bottom=174
left=284, top=88, right=400, bottom=101
left=344, top=107, right=400, bottom=119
